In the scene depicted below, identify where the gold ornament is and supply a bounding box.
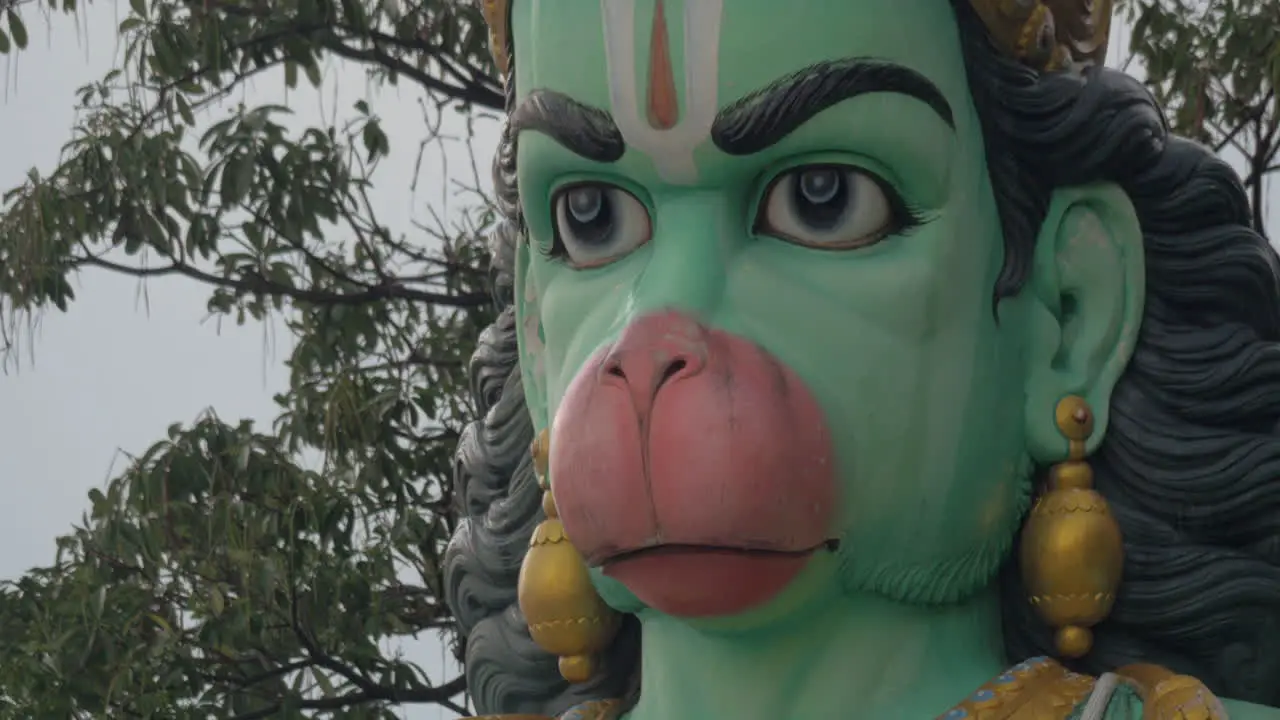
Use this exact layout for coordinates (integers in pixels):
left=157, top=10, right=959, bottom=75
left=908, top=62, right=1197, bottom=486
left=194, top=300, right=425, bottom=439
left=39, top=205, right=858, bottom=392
left=517, top=429, right=621, bottom=683
left=937, top=658, right=1228, bottom=720
left=940, top=657, right=1095, bottom=720
left=968, top=0, right=1113, bottom=71
left=1115, top=665, right=1228, bottom=720
left=480, top=0, right=512, bottom=78
left=1019, top=395, right=1123, bottom=659
left=477, top=1, right=1114, bottom=79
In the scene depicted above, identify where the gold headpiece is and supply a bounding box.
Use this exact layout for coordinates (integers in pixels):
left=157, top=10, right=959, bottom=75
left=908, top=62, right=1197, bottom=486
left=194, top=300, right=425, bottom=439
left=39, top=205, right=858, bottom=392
left=478, top=0, right=1111, bottom=79
left=969, top=0, right=1113, bottom=71
left=480, top=0, right=511, bottom=78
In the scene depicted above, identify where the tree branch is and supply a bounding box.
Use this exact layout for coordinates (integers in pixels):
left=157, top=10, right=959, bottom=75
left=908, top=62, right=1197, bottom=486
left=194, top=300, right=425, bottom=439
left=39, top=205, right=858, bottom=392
left=318, top=34, right=502, bottom=111
left=74, top=249, right=493, bottom=308
left=226, top=677, right=467, bottom=720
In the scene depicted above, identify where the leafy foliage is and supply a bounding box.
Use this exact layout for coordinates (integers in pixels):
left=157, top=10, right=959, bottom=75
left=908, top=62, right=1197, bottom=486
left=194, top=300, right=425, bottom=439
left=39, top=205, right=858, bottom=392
left=0, top=417, right=466, bottom=718
left=1119, top=0, right=1280, bottom=235
left=0, top=0, right=504, bottom=716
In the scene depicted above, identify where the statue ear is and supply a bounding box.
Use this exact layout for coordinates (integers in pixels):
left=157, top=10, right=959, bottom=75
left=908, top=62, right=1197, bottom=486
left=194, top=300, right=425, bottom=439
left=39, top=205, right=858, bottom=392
left=515, top=241, right=550, bottom=431
left=1022, top=183, right=1145, bottom=461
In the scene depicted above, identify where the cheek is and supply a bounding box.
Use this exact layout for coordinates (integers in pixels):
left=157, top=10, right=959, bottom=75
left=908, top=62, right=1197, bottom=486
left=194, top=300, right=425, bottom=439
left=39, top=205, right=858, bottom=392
left=520, top=277, right=545, bottom=372
left=722, top=222, right=1025, bottom=553
left=532, top=263, right=638, bottom=414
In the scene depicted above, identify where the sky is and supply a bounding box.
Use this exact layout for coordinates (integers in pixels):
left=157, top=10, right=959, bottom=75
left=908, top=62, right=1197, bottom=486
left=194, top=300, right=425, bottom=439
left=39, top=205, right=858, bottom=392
left=0, top=5, right=1273, bottom=720
left=0, top=2, right=498, bottom=718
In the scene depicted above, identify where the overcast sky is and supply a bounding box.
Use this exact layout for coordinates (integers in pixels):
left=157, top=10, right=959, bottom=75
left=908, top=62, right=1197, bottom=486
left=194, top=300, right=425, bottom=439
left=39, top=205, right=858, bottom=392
left=0, top=6, right=1272, bottom=720
left=0, top=2, right=498, bottom=718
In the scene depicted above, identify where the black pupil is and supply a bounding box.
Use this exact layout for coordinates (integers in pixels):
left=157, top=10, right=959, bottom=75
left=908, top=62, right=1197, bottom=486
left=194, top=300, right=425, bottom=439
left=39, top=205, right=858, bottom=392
left=793, top=169, right=848, bottom=230
left=565, top=187, right=613, bottom=245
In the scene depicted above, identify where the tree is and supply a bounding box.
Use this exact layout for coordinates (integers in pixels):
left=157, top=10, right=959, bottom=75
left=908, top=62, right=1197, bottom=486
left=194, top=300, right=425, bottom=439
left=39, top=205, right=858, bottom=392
left=1118, top=0, right=1280, bottom=237
left=0, top=0, right=503, bottom=717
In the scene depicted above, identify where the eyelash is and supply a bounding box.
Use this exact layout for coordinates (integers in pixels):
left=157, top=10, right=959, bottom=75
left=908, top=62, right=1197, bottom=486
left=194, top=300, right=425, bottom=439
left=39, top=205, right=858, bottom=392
left=539, top=192, right=571, bottom=260
left=538, top=172, right=931, bottom=260
left=856, top=172, right=929, bottom=235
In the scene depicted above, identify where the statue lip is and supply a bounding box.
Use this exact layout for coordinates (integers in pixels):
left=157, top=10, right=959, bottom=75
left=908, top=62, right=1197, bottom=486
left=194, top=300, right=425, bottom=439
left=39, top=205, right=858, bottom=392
left=593, top=539, right=841, bottom=617
left=592, top=539, right=839, bottom=568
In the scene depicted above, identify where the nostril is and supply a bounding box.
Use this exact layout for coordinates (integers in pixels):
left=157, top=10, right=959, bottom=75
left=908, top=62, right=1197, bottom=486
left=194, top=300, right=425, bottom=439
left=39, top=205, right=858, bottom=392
left=659, top=359, right=687, bottom=387
left=600, top=354, right=694, bottom=390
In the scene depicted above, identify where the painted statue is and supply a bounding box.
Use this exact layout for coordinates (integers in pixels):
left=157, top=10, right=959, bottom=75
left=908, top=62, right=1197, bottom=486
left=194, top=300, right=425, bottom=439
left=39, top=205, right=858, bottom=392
left=443, top=0, right=1280, bottom=718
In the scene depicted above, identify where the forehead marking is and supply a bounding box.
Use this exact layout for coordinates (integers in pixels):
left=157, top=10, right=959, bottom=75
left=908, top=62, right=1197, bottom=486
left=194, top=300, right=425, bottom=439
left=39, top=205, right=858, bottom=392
left=600, top=0, right=723, bottom=184
left=647, top=0, right=678, bottom=129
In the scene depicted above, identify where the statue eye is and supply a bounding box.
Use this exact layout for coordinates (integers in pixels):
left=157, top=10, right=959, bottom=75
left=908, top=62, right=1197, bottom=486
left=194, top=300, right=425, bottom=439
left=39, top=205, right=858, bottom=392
left=550, top=183, right=652, bottom=268
left=755, top=164, right=921, bottom=249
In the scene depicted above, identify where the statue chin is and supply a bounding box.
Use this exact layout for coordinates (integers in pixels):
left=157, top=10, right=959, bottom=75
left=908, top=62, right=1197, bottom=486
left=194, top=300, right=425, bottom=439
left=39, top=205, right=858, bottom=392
left=549, top=310, right=838, bottom=618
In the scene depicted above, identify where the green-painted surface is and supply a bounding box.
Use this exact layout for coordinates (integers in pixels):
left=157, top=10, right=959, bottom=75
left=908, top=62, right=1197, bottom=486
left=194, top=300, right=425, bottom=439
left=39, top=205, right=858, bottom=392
left=498, top=1, right=1264, bottom=718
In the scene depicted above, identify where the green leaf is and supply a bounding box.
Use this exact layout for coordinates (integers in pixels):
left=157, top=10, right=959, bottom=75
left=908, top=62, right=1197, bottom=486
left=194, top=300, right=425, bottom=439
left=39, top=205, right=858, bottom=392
left=219, top=153, right=254, bottom=207
left=6, top=8, right=28, bottom=50
left=148, top=613, right=172, bottom=635
left=304, top=60, right=322, bottom=87
left=175, top=93, right=195, bottom=125
left=313, top=667, right=336, bottom=696
left=208, top=586, right=224, bottom=616
left=340, top=0, right=366, bottom=31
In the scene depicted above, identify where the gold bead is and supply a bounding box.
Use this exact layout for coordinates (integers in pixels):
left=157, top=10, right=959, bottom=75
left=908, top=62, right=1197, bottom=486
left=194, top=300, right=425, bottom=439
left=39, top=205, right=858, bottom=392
left=559, top=655, right=594, bottom=684
left=1024, top=395, right=1124, bottom=661
left=531, top=429, right=550, bottom=486
left=518, top=515, right=620, bottom=683
left=519, top=428, right=621, bottom=684
left=1055, top=395, right=1094, bottom=442
left=1055, top=625, right=1092, bottom=658
left=1050, top=461, right=1093, bottom=491
left=1020, top=486, right=1123, bottom=645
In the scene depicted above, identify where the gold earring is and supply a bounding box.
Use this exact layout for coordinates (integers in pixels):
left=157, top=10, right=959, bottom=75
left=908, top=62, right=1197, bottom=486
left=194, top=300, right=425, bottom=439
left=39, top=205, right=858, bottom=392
left=517, top=429, right=621, bottom=683
left=1019, top=395, right=1124, bottom=659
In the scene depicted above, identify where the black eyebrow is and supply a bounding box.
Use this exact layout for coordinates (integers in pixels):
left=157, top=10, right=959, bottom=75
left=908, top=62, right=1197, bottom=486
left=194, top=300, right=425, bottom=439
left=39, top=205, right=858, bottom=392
left=509, top=89, right=626, bottom=163
left=711, top=58, right=955, bottom=156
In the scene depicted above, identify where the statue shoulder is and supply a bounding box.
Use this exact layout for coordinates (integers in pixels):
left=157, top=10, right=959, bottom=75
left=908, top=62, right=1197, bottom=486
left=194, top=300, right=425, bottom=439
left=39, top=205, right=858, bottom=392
left=462, top=671, right=1279, bottom=720
left=1103, top=664, right=1238, bottom=720
left=952, top=659, right=1244, bottom=720
left=1221, top=698, right=1280, bottom=720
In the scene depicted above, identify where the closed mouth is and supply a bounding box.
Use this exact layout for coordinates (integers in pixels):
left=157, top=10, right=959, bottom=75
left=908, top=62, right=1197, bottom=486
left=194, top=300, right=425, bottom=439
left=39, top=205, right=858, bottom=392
left=597, top=539, right=840, bottom=567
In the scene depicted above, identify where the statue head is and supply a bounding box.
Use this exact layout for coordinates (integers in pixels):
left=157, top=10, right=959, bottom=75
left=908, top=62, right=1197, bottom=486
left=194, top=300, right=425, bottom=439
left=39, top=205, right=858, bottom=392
left=445, top=0, right=1280, bottom=714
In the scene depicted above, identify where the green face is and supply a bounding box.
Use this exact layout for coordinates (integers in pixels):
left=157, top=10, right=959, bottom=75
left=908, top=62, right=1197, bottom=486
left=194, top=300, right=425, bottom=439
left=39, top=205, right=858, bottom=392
left=509, top=0, right=1144, bottom=621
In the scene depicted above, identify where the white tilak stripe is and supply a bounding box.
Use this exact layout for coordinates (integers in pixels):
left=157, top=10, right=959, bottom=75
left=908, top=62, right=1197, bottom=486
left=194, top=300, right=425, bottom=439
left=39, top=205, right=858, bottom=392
left=600, top=0, right=640, bottom=144
left=599, top=0, right=723, bottom=185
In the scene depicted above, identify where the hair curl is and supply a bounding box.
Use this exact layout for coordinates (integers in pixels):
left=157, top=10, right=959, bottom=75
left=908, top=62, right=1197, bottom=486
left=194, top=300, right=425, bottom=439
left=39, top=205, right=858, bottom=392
left=443, top=2, right=1280, bottom=713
